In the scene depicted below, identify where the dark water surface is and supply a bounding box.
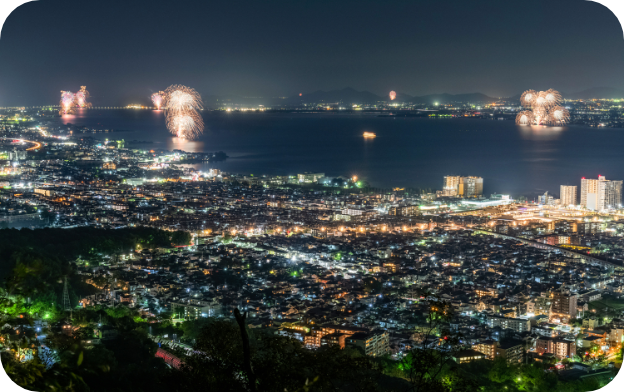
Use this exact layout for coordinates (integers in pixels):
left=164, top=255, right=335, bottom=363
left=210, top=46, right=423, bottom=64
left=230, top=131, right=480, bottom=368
left=48, top=110, right=624, bottom=198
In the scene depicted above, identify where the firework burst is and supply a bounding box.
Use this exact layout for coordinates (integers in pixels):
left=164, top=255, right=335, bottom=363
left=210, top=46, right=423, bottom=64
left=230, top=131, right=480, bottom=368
left=543, top=88, right=561, bottom=108
left=532, top=106, right=548, bottom=125
left=163, top=85, right=204, bottom=140
left=74, top=86, right=91, bottom=108
left=520, top=90, right=537, bottom=108
left=166, top=111, right=204, bottom=139
left=151, top=91, right=164, bottom=110
left=59, top=91, right=76, bottom=115
left=534, top=91, right=548, bottom=109
left=515, top=110, right=535, bottom=126
left=548, top=106, right=570, bottom=126
left=164, top=85, right=203, bottom=114
left=517, top=88, right=567, bottom=127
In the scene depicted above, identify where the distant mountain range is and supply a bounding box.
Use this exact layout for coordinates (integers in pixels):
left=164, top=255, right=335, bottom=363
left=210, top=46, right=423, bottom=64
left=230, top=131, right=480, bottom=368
left=200, top=87, right=624, bottom=108
left=288, top=88, right=381, bottom=105
left=564, top=87, right=624, bottom=100
left=286, top=88, right=498, bottom=105
left=286, top=87, right=624, bottom=105
left=509, top=88, right=624, bottom=102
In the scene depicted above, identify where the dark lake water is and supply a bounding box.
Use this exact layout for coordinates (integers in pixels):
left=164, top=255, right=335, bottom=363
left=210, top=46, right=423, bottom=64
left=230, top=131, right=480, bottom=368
left=46, top=110, right=624, bottom=199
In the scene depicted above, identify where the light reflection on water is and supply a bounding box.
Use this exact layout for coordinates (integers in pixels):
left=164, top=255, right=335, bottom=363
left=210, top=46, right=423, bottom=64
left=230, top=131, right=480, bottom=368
left=168, top=137, right=205, bottom=153
left=44, top=110, right=624, bottom=197
left=517, top=125, right=566, bottom=141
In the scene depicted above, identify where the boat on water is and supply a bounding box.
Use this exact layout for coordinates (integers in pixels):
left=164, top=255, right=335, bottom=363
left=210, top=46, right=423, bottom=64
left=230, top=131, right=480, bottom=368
left=363, top=132, right=376, bottom=138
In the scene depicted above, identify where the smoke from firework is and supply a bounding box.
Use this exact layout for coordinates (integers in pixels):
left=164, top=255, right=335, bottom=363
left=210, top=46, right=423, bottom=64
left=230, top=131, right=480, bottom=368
left=163, top=85, right=204, bottom=139
left=59, top=91, right=76, bottom=115
left=151, top=91, right=164, bottom=110
left=516, top=88, right=568, bottom=126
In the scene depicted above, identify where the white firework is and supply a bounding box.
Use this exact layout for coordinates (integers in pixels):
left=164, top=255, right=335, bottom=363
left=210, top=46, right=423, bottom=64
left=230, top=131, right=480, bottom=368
left=548, top=106, right=570, bottom=125
left=534, top=92, right=548, bottom=108
left=163, top=85, right=204, bottom=140
left=520, top=90, right=537, bottom=108
left=515, top=110, right=534, bottom=126
left=543, top=89, right=561, bottom=108
left=167, top=111, right=204, bottom=139
left=164, top=85, right=203, bottom=114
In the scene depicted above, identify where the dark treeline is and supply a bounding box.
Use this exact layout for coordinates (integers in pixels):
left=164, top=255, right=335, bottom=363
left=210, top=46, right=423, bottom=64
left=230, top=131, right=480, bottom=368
left=1, top=308, right=608, bottom=392
left=0, top=226, right=190, bottom=263
left=0, top=227, right=191, bottom=312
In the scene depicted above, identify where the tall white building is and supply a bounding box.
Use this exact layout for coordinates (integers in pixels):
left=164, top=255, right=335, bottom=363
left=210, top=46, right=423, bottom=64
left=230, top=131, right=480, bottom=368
left=581, top=176, right=622, bottom=211
left=560, top=185, right=577, bottom=206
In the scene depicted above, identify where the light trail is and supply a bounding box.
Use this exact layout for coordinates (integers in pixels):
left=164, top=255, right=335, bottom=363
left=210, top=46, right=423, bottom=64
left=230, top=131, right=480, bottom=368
left=25, top=140, right=42, bottom=151
left=1, top=137, right=42, bottom=151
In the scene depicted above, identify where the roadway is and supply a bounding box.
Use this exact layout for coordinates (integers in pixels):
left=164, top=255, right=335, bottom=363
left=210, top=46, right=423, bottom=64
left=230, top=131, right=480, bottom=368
left=0, top=137, right=42, bottom=151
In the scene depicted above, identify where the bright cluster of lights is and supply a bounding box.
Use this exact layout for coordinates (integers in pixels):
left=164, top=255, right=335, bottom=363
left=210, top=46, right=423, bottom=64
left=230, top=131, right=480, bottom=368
left=59, top=86, right=91, bottom=115
left=163, top=85, right=204, bottom=140
left=516, top=89, right=569, bottom=126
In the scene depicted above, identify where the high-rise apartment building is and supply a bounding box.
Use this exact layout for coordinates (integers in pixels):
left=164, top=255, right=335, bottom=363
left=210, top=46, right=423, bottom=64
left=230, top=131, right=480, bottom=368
left=601, top=180, right=622, bottom=210
left=560, top=185, right=577, bottom=206
left=581, top=176, right=622, bottom=211
left=580, top=177, right=599, bottom=208
left=551, top=291, right=577, bottom=323
left=442, top=176, right=461, bottom=197
left=440, top=176, right=483, bottom=198
left=460, top=176, right=483, bottom=198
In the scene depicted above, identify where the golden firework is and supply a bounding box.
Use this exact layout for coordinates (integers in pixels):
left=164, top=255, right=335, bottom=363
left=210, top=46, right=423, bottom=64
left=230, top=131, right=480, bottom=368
left=163, top=85, right=204, bottom=140
left=532, top=106, right=548, bottom=125
left=515, top=110, right=534, bottom=126
left=166, top=110, right=204, bottom=139
left=534, top=91, right=549, bottom=109
left=520, top=90, right=537, bottom=108
left=518, top=88, right=567, bottom=126
left=548, top=105, right=570, bottom=126
left=163, top=85, right=203, bottom=114
left=542, top=88, right=561, bottom=108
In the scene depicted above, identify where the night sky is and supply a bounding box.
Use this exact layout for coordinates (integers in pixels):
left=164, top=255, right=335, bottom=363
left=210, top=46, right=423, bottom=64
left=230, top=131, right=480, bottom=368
left=0, top=0, right=623, bottom=106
